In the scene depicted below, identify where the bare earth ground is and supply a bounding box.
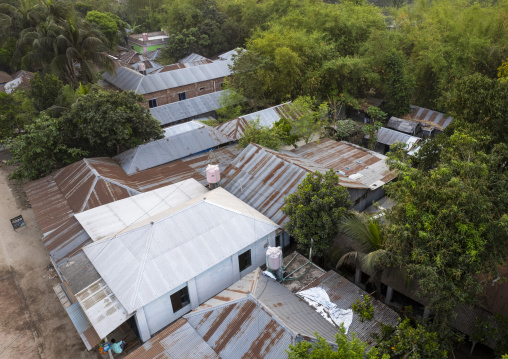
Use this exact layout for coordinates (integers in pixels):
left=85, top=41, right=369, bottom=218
left=0, top=162, right=99, bottom=359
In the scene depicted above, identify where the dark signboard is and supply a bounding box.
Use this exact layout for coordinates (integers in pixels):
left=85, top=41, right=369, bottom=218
left=10, top=215, right=26, bottom=230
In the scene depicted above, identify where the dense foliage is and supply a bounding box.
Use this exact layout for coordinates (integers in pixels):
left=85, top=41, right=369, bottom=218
left=374, top=318, right=448, bottom=358
left=384, top=132, right=508, bottom=332
left=287, top=325, right=388, bottom=359
left=7, top=85, right=163, bottom=179
left=282, top=170, right=351, bottom=257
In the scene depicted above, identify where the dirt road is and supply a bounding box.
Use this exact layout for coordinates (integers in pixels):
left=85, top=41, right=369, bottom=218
left=0, top=165, right=99, bottom=359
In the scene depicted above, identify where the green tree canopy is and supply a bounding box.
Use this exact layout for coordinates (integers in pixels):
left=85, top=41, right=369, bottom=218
left=448, top=73, right=508, bottom=144
left=86, top=11, right=120, bottom=47
left=238, top=119, right=282, bottom=151
left=282, top=169, right=352, bottom=257
left=384, top=131, right=508, bottom=331
left=374, top=318, right=448, bottom=358
left=62, top=88, right=164, bottom=156
left=29, top=73, right=63, bottom=112
left=287, top=325, right=387, bottom=359
left=7, top=114, right=86, bottom=180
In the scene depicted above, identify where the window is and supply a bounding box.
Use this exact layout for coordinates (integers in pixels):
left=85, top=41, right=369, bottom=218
left=148, top=99, right=157, bottom=108
left=178, top=92, right=187, bottom=101
left=170, top=286, right=190, bottom=313
left=131, top=45, right=134, bottom=50
left=238, top=249, right=252, bottom=272
left=275, top=234, right=281, bottom=247
left=199, top=87, right=204, bottom=91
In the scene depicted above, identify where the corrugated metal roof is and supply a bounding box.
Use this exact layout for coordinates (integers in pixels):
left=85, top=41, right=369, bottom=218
left=221, top=141, right=394, bottom=225
left=194, top=268, right=261, bottom=312
left=215, top=103, right=297, bottom=140
left=43, top=217, right=91, bottom=266
left=405, top=105, right=454, bottom=131
left=101, top=66, right=144, bottom=91
left=137, top=61, right=231, bottom=94
left=254, top=274, right=339, bottom=344
left=83, top=188, right=279, bottom=313
left=58, top=251, right=101, bottom=295
left=179, top=53, right=210, bottom=63
left=221, top=144, right=328, bottom=225
left=186, top=297, right=294, bottom=358
left=65, top=302, right=101, bottom=350
left=24, top=176, right=74, bottom=235
left=291, top=138, right=396, bottom=190
left=387, top=117, right=420, bottom=135
left=76, top=279, right=133, bottom=339
left=66, top=302, right=93, bottom=334
left=150, top=91, right=223, bottom=126
left=376, top=127, right=420, bottom=149
left=26, top=145, right=240, bottom=238
left=299, top=271, right=399, bottom=343
left=125, top=319, right=220, bottom=359
left=75, top=179, right=208, bottom=242
left=163, top=121, right=204, bottom=136
left=114, top=122, right=234, bottom=175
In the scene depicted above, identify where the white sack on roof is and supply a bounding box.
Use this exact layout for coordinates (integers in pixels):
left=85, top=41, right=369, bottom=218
left=297, top=286, right=353, bottom=333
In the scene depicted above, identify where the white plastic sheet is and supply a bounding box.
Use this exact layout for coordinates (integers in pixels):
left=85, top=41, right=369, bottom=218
left=297, top=286, right=353, bottom=333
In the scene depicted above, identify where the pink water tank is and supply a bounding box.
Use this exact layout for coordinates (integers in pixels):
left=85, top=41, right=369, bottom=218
left=142, top=33, right=148, bottom=41
left=266, top=246, right=283, bottom=271
left=206, top=164, right=220, bottom=184
left=138, top=62, right=146, bottom=72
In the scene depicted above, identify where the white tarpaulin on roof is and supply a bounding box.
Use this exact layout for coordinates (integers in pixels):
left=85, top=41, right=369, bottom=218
left=297, top=287, right=353, bottom=333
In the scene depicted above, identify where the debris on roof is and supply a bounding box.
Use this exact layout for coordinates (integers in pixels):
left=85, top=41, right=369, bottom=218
left=299, top=271, right=399, bottom=343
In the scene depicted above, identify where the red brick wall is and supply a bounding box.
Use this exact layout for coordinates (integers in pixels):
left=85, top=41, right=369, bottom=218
left=143, top=77, right=225, bottom=107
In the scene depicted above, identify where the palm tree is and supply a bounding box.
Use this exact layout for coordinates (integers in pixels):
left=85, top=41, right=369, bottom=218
left=18, top=14, right=114, bottom=84
left=336, top=212, right=389, bottom=297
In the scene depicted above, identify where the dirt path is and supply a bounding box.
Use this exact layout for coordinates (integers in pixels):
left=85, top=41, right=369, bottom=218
left=0, top=165, right=99, bottom=359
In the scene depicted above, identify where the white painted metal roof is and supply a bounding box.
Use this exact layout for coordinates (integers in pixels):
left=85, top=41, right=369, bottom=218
left=83, top=188, right=279, bottom=314
left=76, top=279, right=132, bottom=339
left=74, top=179, right=208, bottom=242
left=114, top=122, right=234, bottom=174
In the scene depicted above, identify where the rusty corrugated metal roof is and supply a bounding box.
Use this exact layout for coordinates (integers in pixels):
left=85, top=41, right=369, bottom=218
left=299, top=271, right=399, bottom=343
left=25, top=146, right=242, bottom=268
left=291, top=138, right=397, bottom=189
left=24, top=176, right=74, bottom=235
left=125, top=319, right=220, bottom=359
left=404, top=105, right=454, bottom=131
left=222, top=140, right=393, bottom=225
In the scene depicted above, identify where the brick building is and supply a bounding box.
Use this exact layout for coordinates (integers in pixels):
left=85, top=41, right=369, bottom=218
left=102, top=53, right=234, bottom=108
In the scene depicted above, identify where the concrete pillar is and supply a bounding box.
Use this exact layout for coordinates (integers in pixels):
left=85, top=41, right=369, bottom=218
left=188, top=278, right=199, bottom=309
left=135, top=308, right=151, bottom=343
left=385, top=286, right=393, bottom=304
left=232, top=253, right=241, bottom=281
left=423, top=308, right=431, bottom=318
left=354, top=267, right=361, bottom=285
